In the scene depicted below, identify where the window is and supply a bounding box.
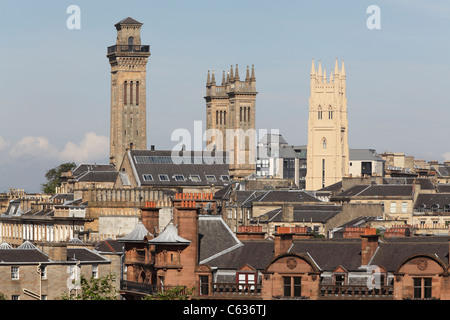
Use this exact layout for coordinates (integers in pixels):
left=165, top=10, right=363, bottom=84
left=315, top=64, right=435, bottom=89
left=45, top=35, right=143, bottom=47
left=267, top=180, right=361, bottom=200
left=322, top=159, right=325, bottom=189
left=190, top=175, right=201, bottom=182
left=322, top=138, right=327, bottom=149
left=431, top=204, right=439, bottom=212
left=174, top=174, right=185, bottom=181
left=12, top=295, right=20, bottom=300
left=418, top=204, right=426, bottom=212
left=414, top=278, right=432, bottom=300
left=220, top=175, right=230, bottom=182
left=142, top=174, right=153, bottom=182
left=199, top=275, right=209, bottom=296
left=390, top=202, right=397, bottom=213
left=334, top=274, right=345, bottom=286
left=402, top=202, right=408, bottom=213
left=92, top=265, right=98, bottom=279
left=206, top=175, right=216, bottom=182
left=124, top=81, right=127, bottom=105
left=128, top=36, right=134, bottom=50
left=136, top=81, right=139, bottom=105
left=283, top=276, right=301, bottom=298
left=444, top=205, right=450, bottom=213
left=11, top=267, right=19, bottom=280
left=237, top=272, right=256, bottom=291
left=159, top=174, right=169, bottom=181
left=318, top=110, right=323, bottom=119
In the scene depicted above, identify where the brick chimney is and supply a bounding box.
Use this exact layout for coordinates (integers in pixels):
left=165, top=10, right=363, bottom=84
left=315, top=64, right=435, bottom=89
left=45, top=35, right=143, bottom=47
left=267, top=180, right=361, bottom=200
left=360, top=227, right=379, bottom=266
left=274, top=227, right=294, bottom=257
left=141, top=201, right=160, bottom=235
left=236, top=225, right=265, bottom=240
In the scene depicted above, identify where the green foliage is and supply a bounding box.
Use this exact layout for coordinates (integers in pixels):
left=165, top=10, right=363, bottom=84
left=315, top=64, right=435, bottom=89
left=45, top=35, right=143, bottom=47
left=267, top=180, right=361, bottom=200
left=41, top=162, right=76, bottom=194
left=142, top=286, right=194, bottom=300
left=0, top=292, right=6, bottom=300
left=60, top=274, right=118, bottom=300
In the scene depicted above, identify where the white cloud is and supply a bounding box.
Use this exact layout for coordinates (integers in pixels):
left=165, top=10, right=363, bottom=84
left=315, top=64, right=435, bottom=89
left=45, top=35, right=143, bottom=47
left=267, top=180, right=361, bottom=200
left=9, top=136, right=59, bottom=159
left=0, top=137, right=8, bottom=151
left=8, top=132, right=109, bottom=164
left=442, top=152, right=450, bottom=161
left=60, top=132, right=109, bottom=163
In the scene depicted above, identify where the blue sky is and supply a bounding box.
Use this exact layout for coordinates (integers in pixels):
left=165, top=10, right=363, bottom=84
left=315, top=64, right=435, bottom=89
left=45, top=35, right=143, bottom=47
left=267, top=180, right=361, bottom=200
left=0, top=0, right=449, bottom=192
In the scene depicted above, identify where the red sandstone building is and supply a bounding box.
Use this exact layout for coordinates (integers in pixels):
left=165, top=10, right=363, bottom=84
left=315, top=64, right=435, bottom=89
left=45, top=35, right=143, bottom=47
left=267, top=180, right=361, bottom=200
left=118, top=195, right=450, bottom=300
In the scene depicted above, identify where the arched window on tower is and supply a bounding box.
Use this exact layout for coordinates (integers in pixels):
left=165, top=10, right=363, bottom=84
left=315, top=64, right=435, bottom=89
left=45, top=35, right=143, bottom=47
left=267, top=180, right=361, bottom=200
left=247, top=107, right=250, bottom=122
left=130, top=81, right=133, bottom=105
left=128, top=37, right=134, bottom=51
left=322, top=138, right=327, bottom=149
left=224, top=111, right=227, bottom=125
left=124, top=81, right=128, bottom=105
left=318, top=106, right=323, bottom=120
left=136, top=81, right=139, bottom=105
left=328, top=106, right=333, bottom=119
left=240, top=107, right=243, bottom=122
left=216, top=111, right=219, bottom=125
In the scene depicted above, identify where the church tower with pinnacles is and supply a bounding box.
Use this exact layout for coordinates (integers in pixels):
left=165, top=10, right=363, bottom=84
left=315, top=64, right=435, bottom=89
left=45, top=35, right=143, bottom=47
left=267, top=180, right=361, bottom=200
left=107, top=17, right=151, bottom=168
left=306, top=58, right=349, bottom=190
left=205, top=65, right=257, bottom=180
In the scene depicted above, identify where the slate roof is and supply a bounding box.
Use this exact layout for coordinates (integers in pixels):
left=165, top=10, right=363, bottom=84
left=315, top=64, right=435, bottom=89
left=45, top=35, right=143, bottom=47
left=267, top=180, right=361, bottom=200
left=437, top=184, right=450, bottom=193
left=434, top=165, right=450, bottom=177
left=67, top=248, right=110, bottom=263
left=317, top=181, right=343, bottom=192
left=205, top=240, right=274, bottom=270
left=0, top=249, right=50, bottom=263
left=94, top=239, right=124, bottom=254
left=370, top=237, right=450, bottom=271
left=349, top=149, right=384, bottom=162
left=248, top=190, right=321, bottom=204
left=384, top=178, right=435, bottom=190
left=75, top=171, right=119, bottom=183
left=334, top=185, right=413, bottom=198
left=257, top=204, right=342, bottom=223
left=198, top=216, right=242, bottom=264
left=127, top=150, right=230, bottom=187
left=72, top=164, right=116, bottom=176
left=289, top=239, right=363, bottom=271
left=259, top=134, right=288, bottom=145
left=414, top=193, right=450, bottom=210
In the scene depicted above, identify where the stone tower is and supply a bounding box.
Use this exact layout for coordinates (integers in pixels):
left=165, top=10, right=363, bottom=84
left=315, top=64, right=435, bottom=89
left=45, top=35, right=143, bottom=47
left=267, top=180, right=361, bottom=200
left=305, top=58, right=349, bottom=190
left=205, top=65, right=257, bottom=180
left=107, top=17, right=151, bottom=168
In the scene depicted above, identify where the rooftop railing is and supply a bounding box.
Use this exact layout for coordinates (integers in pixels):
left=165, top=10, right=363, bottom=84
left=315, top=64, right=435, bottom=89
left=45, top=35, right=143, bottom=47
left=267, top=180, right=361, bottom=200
left=108, top=45, right=150, bottom=54
left=319, top=284, right=394, bottom=300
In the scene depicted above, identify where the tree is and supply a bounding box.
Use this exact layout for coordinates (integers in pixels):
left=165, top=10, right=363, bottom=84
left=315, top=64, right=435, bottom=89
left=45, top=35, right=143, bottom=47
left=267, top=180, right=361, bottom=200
left=41, top=162, right=76, bottom=194
left=142, top=286, right=194, bottom=300
left=60, top=274, right=118, bottom=300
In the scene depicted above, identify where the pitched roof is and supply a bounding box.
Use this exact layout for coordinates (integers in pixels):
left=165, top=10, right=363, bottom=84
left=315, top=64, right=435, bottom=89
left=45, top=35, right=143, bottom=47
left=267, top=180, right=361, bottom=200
left=250, top=190, right=322, bottom=204
left=67, top=248, right=109, bottom=263
left=257, top=204, right=341, bottom=223
left=289, top=239, right=363, bottom=271
left=414, top=193, right=450, bottom=210
left=198, top=216, right=243, bottom=264
left=75, top=171, right=119, bottom=183
left=370, top=237, right=449, bottom=271
left=72, top=164, right=116, bottom=176
left=349, top=149, right=384, bottom=161
left=205, top=240, right=274, bottom=270
left=115, top=17, right=143, bottom=26
left=127, top=150, right=230, bottom=187
left=334, top=185, right=413, bottom=198
left=94, top=240, right=124, bottom=254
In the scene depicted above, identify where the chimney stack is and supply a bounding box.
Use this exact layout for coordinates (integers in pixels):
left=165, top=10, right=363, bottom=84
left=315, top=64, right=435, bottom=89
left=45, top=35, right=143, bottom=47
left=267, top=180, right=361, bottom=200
left=282, top=204, right=294, bottom=222
left=360, top=227, right=379, bottom=266
left=141, top=201, right=160, bottom=235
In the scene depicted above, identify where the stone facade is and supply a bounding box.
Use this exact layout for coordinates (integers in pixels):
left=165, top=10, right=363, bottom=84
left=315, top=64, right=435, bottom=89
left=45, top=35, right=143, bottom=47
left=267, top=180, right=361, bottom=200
left=306, top=59, right=349, bottom=190
left=107, top=18, right=150, bottom=168
left=205, top=65, right=257, bottom=180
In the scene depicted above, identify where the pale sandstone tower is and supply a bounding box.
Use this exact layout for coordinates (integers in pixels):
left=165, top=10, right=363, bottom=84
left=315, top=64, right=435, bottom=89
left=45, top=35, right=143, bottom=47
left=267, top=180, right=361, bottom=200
left=107, top=17, right=151, bottom=168
left=306, top=58, right=349, bottom=190
left=205, top=65, right=257, bottom=180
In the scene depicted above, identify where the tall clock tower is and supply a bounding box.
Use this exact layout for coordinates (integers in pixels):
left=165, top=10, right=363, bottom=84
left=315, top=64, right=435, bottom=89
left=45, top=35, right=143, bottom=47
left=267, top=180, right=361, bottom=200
left=107, top=17, right=151, bottom=168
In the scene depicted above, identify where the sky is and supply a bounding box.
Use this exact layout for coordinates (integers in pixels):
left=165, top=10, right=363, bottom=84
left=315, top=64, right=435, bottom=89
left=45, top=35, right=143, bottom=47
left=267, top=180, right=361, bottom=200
left=0, top=0, right=449, bottom=193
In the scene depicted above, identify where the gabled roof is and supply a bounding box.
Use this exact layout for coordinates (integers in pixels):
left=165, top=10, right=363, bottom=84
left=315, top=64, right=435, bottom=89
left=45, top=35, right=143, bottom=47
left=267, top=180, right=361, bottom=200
left=349, top=149, right=384, bottom=162
left=258, top=204, right=342, bottom=223
left=67, top=248, right=110, bottom=263
left=148, top=222, right=190, bottom=245
left=72, top=164, right=116, bottom=177
left=248, top=190, right=321, bottom=204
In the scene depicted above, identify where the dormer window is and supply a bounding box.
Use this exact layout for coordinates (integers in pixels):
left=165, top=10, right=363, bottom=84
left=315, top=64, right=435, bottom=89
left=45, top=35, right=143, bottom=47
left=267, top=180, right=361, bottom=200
left=431, top=204, right=439, bottom=212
